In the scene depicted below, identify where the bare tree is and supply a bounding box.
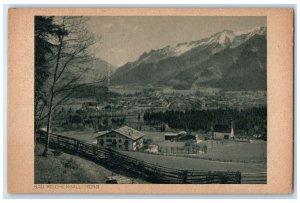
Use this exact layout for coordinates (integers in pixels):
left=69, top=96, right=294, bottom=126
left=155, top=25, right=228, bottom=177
left=41, top=17, right=100, bottom=156
left=34, top=16, right=63, bottom=149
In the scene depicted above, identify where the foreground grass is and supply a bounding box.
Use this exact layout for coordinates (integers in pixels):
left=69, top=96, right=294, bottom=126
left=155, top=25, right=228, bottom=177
left=198, top=141, right=267, bottom=162
left=121, top=150, right=266, bottom=173
left=35, top=144, right=146, bottom=184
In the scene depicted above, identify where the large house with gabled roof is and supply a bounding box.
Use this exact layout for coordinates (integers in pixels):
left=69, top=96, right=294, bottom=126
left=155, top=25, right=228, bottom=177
left=96, top=126, right=144, bottom=151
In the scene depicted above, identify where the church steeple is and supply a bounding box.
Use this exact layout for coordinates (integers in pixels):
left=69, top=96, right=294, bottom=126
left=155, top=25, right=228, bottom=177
left=230, top=119, right=234, bottom=139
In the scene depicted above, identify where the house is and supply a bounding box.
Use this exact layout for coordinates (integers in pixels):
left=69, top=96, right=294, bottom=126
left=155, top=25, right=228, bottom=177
left=164, top=131, right=196, bottom=142
left=164, top=131, right=187, bottom=140
left=212, top=124, right=234, bottom=140
left=164, top=133, right=178, bottom=141
left=96, top=126, right=144, bottom=151
left=92, top=131, right=109, bottom=144
left=178, top=131, right=187, bottom=136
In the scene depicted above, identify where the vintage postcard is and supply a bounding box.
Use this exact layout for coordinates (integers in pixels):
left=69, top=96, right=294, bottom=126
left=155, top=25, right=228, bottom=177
left=7, top=8, right=293, bottom=194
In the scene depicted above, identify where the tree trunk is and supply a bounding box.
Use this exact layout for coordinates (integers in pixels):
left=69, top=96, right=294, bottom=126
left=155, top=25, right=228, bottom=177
left=41, top=17, right=96, bottom=156
left=42, top=33, right=64, bottom=156
left=42, top=90, right=54, bottom=156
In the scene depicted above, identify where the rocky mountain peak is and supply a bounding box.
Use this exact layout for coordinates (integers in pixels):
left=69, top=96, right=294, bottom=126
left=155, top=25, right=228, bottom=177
left=111, top=26, right=267, bottom=91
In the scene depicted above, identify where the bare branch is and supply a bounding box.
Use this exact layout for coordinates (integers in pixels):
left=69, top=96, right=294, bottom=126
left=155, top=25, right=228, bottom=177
left=53, top=75, right=82, bottom=96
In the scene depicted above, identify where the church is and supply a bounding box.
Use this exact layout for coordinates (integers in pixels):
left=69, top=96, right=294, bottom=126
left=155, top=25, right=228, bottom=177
left=212, top=124, right=234, bottom=140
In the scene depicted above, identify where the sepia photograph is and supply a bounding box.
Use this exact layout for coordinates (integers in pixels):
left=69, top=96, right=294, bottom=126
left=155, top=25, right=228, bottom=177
left=34, top=16, right=268, bottom=185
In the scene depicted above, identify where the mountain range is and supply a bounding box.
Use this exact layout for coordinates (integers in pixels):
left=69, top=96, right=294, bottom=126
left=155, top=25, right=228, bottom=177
left=110, top=26, right=267, bottom=91
left=78, top=57, right=116, bottom=84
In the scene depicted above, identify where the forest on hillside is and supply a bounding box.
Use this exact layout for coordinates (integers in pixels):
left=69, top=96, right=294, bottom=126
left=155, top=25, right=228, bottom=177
left=143, top=106, right=267, bottom=137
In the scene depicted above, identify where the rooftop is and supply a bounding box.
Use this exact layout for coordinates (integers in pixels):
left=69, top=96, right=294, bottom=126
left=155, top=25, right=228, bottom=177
left=213, top=124, right=232, bottom=133
left=98, top=126, right=144, bottom=140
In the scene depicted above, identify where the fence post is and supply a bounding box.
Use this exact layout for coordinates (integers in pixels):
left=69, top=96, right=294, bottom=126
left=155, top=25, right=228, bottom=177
left=57, top=136, right=60, bottom=149
left=92, top=145, right=96, bottom=160
left=206, top=171, right=211, bottom=183
left=182, top=170, right=188, bottom=183
left=104, top=149, right=108, bottom=161
left=238, top=172, right=242, bottom=184
left=74, top=140, right=78, bottom=154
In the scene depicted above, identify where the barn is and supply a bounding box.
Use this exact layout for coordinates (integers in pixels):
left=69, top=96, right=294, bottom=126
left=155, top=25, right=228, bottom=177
left=212, top=124, right=234, bottom=140
left=164, top=131, right=188, bottom=141
left=96, top=126, right=144, bottom=151
left=164, top=133, right=178, bottom=140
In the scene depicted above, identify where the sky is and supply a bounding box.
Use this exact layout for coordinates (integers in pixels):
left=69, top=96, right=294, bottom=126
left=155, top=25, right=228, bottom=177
left=87, top=16, right=266, bottom=68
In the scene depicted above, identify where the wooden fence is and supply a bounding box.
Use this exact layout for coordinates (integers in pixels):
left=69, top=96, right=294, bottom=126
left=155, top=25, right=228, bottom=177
left=37, top=133, right=265, bottom=184
left=241, top=172, right=267, bottom=184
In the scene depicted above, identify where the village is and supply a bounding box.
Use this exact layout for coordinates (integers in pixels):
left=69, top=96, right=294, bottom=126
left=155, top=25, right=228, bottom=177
left=58, top=87, right=266, bottom=114
left=43, top=86, right=267, bottom=166
left=51, top=86, right=267, bottom=131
